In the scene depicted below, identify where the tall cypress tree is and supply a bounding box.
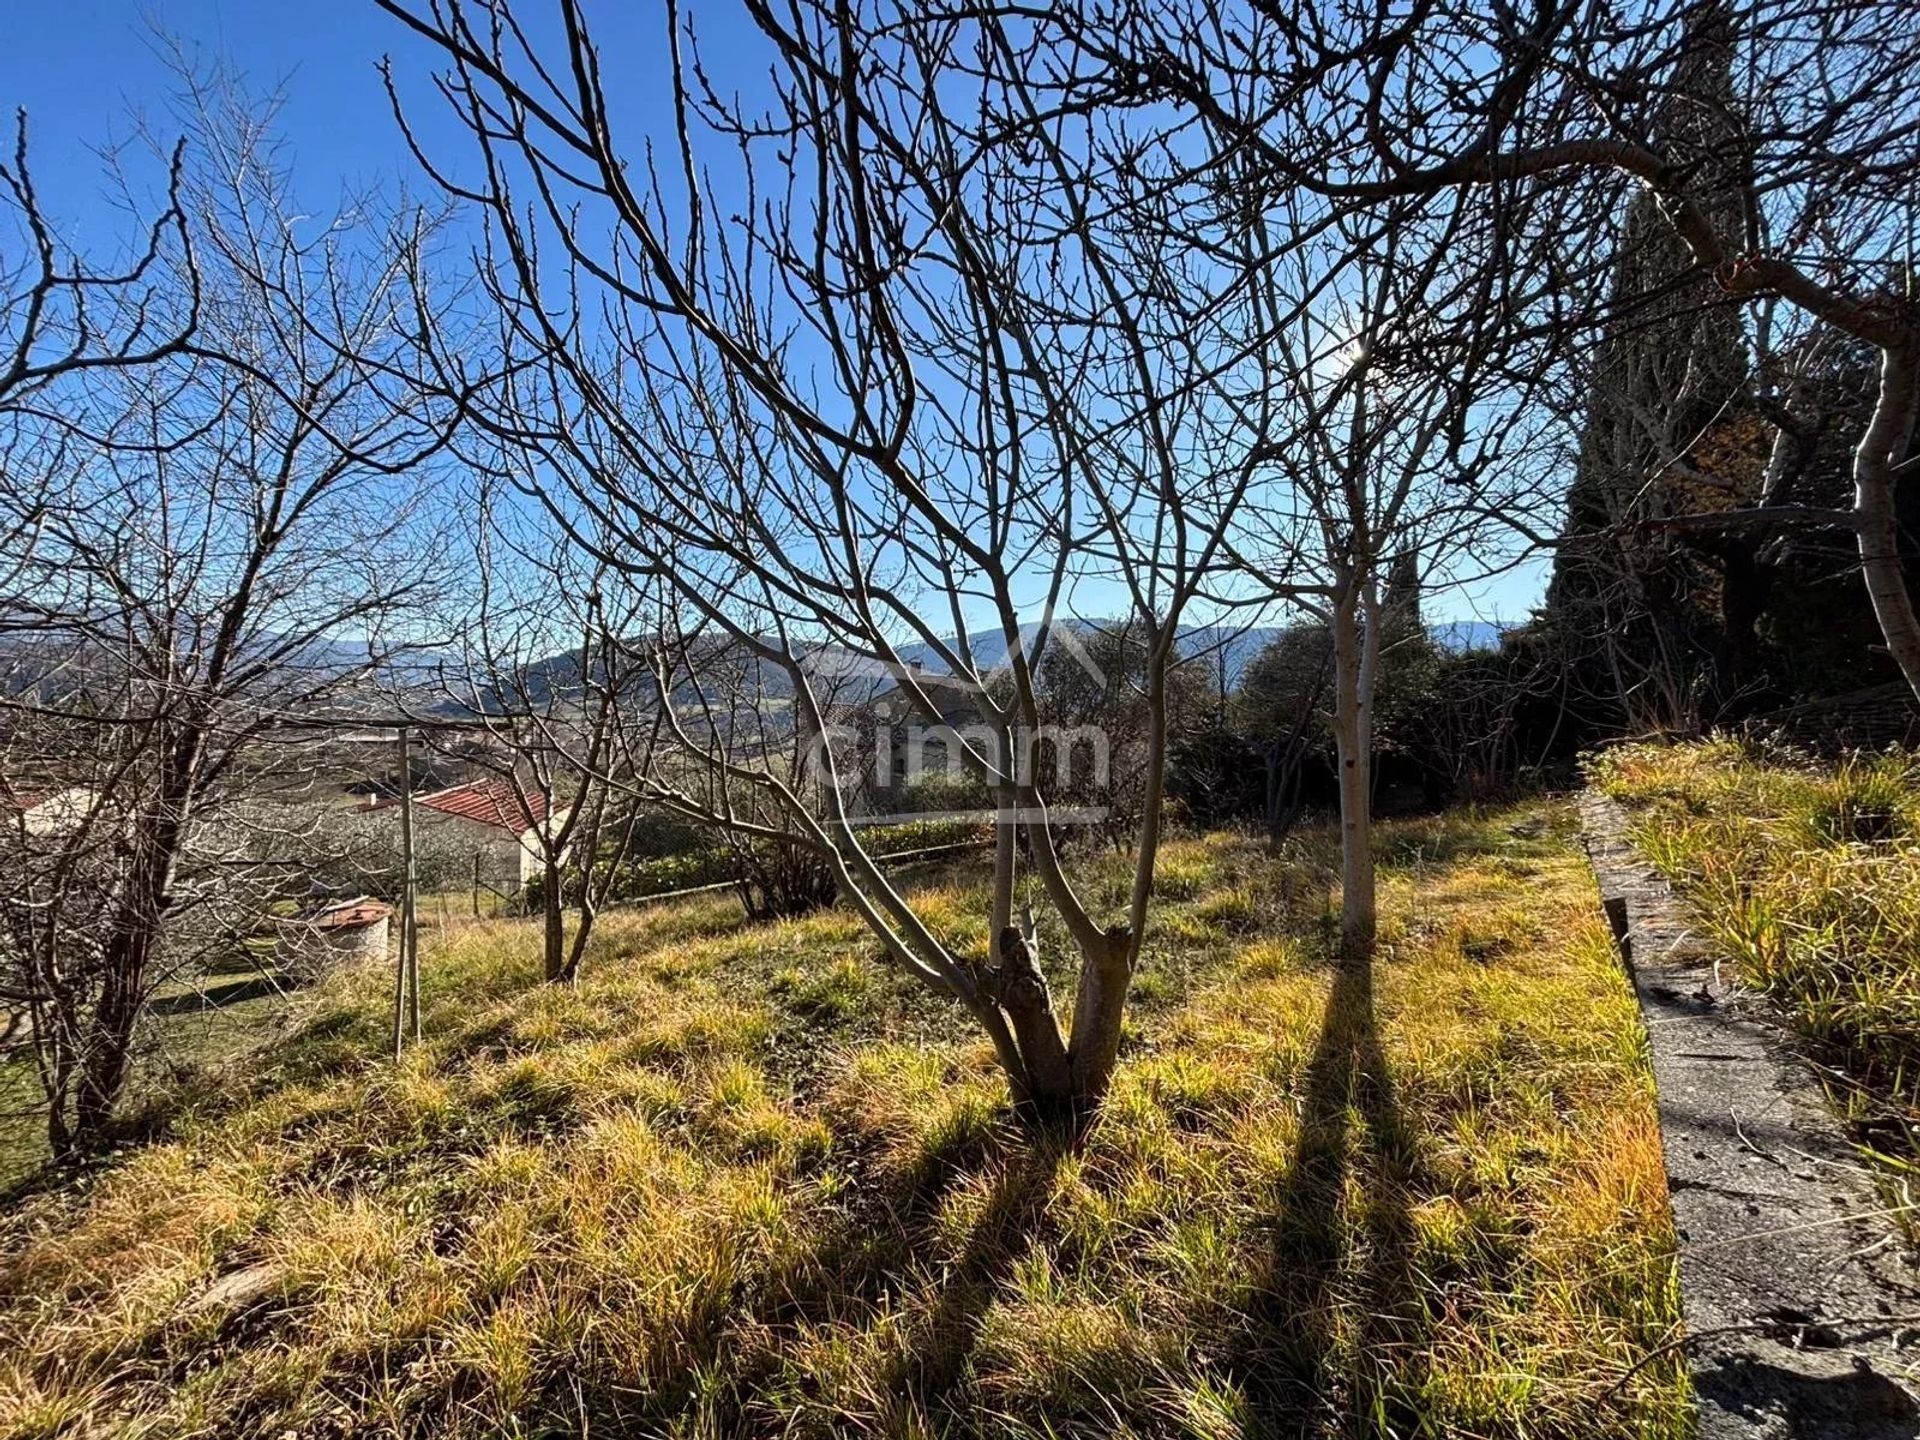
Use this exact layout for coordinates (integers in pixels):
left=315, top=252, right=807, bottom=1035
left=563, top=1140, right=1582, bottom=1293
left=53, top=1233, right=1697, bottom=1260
left=1546, top=0, right=1755, bottom=727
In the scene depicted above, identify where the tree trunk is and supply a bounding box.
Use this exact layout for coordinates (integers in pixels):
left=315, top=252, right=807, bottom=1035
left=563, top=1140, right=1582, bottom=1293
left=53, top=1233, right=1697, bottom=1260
left=42, top=1025, right=79, bottom=1164
left=74, top=839, right=175, bottom=1139
left=46, top=1104, right=75, bottom=1167
left=67, top=710, right=203, bottom=1147
left=994, top=921, right=1075, bottom=1127
left=1331, top=579, right=1378, bottom=958
left=1264, top=737, right=1306, bottom=842
left=558, top=895, right=595, bottom=984
left=542, top=855, right=566, bottom=982
left=1855, top=345, right=1920, bottom=703
left=1063, top=924, right=1133, bottom=1121
left=1715, top=533, right=1766, bottom=706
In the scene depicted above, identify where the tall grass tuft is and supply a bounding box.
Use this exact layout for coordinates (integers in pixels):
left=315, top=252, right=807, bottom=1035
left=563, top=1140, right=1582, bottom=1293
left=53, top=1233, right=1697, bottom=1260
left=1591, top=739, right=1920, bottom=1231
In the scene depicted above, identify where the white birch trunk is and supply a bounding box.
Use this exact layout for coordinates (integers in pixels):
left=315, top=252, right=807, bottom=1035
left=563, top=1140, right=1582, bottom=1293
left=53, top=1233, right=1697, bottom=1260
left=1855, top=345, right=1920, bottom=702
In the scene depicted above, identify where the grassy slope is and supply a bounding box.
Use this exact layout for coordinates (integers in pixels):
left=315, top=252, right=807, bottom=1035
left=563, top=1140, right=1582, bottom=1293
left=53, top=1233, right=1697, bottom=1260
left=0, top=893, right=515, bottom=1189
left=0, top=806, right=1687, bottom=1439
left=0, top=959, right=294, bottom=1192
left=1592, top=738, right=1920, bottom=1229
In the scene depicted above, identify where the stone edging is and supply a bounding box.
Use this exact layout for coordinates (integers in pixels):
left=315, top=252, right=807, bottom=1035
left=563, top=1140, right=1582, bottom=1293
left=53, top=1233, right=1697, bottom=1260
left=1579, top=791, right=1920, bottom=1439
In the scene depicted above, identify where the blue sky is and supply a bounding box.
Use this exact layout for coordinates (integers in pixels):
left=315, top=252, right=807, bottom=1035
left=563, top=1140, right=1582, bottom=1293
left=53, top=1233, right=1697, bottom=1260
left=2, top=4, right=423, bottom=219
left=3, top=0, right=1552, bottom=629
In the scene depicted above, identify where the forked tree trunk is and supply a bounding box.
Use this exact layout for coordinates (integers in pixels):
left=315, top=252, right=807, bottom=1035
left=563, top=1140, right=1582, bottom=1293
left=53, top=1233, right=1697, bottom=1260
left=982, top=912, right=1133, bottom=1135
left=557, top=894, right=595, bottom=984
left=994, top=922, right=1075, bottom=1122
left=1063, top=924, right=1134, bottom=1115
left=74, top=839, right=177, bottom=1140
left=72, top=741, right=200, bottom=1147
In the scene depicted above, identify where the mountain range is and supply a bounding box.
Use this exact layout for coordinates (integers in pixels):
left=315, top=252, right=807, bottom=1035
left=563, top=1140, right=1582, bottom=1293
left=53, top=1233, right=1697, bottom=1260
left=451, top=617, right=1514, bottom=713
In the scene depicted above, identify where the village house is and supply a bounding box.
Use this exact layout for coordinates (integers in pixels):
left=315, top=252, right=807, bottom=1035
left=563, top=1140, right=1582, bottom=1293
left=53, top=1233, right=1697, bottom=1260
left=363, top=776, right=556, bottom=896
left=861, top=663, right=992, bottom=805
left=2, top=783, right=99, bottom=836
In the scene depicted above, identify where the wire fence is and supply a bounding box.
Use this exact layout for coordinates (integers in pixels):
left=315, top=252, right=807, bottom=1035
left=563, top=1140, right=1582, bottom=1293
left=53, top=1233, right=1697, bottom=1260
left=601, top=837, right=995, bottom=912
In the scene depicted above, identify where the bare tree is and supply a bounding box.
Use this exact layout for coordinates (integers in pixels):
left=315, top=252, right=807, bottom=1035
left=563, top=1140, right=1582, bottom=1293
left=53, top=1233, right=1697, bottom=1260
left=0, top=69, right=460, bottom=1157
left=0, top=115, right=198, bottom=418
left=1, top=113, right=200, bottom=619
left=436, top=498, right=648, bottom=983
left=1031, top=619, right=1216, bottom=851
left=636, top=621, right=852, bottom=920
left=1193, top=190, right=1553, bottom=954
left=378, top=0, right=1283, bottom=1127
left=1232, top=625, right=1335, bottom=839
left=1095, top=0, right=1920, bottom=699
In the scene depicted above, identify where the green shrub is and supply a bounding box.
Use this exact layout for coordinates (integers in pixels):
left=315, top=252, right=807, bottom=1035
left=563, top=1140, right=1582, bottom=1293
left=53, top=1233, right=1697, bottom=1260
left=857, top=813, right=992, bottom=856
left=888, top=773, right=992, bottom=815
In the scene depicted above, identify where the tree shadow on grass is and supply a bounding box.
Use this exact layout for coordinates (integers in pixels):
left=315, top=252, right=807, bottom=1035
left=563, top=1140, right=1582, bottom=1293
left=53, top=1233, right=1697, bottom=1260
left=147, top=972, right=287, bottom=1016
left=575, top=1127, right=1066, bottom=1437
left=1231, top=951, right=1421, bottom=1438
left=882, top=1137, right=1069, bottom=1407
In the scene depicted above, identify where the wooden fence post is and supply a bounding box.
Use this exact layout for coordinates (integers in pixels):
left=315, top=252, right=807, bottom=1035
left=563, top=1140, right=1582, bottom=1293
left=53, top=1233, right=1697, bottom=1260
left=392, top=725, right=421, bottom=1056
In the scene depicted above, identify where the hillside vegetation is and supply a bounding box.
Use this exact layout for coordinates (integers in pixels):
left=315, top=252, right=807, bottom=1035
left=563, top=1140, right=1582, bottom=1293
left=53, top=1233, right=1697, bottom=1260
left=0, top=808, right=1686, bottom=1439
left=1592, top=740, right=1920, bottom=1227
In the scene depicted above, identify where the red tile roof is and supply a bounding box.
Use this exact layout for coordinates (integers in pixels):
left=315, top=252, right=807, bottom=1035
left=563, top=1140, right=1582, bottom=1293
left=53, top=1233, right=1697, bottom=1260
left=287, top=897, right=393, bottom=931
left=367, top=777, right=547, bottom=832
left=0, top=778, right=80, bottom=815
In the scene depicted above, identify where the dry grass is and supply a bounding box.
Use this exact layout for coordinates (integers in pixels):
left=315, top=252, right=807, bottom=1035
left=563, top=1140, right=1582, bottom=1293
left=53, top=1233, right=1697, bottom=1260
left=0, top=808, right=1686, bottom=1438
left=1591, top=738, right=1920, bottom=1234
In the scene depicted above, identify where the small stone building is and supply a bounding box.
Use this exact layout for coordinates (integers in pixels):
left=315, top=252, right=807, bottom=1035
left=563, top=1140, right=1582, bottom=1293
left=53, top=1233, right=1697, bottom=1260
left=863, top=669, right=990, bottom=806
left=364, top=776, right=554, bottom=897
left=275, top=897, right=392, bottom=979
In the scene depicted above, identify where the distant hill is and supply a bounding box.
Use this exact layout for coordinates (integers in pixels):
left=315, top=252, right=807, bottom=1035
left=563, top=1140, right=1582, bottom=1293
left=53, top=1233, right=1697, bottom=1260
left=888, top=617, right=1511, bottom=680
left=886, top=623, right=1287, bottom=689
left=475, top=616, right=1517, bottom=713
left=2, top=616, right=1516, bottom=720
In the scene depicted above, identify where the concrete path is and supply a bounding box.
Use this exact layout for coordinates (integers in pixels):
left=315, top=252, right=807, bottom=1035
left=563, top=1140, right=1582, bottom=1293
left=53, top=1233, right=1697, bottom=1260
left=1581, top=792, right=1920, bottom=1438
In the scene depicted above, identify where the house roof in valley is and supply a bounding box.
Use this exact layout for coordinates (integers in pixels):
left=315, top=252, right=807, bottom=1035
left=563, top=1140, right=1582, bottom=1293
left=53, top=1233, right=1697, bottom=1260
left=865, top=673, right=988, bottom=727
left=0, top=769, right=84, bottom=811
left=0, top=780, right=99, bottom=829
left=283, top=896, right=393, bottom=931
left=365, top=776, right=548, bottom=832
left=0, top=783, right=56, bottom=816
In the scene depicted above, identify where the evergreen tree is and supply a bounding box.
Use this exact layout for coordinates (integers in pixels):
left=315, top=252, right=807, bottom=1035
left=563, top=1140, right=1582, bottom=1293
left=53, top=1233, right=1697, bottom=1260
left=1546, top=0, right=1753, bottom=727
